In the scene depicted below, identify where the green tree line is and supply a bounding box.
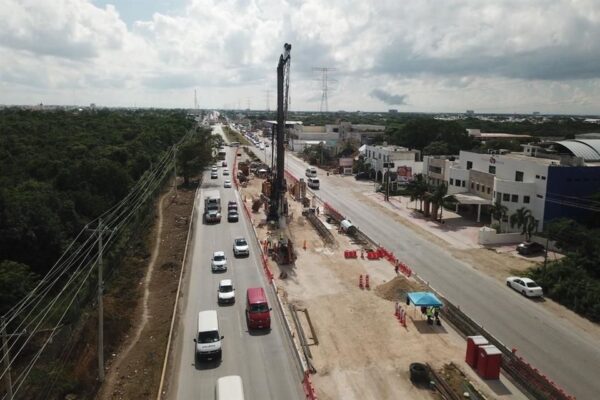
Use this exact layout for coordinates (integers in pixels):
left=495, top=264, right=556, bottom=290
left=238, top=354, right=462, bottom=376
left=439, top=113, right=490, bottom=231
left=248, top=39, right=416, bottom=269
left=0, top=108, right=194, bottom=315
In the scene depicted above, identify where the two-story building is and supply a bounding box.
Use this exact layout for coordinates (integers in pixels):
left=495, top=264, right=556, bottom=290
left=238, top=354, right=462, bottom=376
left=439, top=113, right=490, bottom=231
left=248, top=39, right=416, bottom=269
left=364, top=144, right=422, bottom=182
left=424, top=139, right=600, bottom=229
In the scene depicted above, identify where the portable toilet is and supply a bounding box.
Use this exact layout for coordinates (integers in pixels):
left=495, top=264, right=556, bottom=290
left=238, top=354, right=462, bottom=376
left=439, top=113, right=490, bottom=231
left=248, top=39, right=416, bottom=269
left=477, top=345, right=502, bottom=379
left=466, top=335, right=489, bottom=367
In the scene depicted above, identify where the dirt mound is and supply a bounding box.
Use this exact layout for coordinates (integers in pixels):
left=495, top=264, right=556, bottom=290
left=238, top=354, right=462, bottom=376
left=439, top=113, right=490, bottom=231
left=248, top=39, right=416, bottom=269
left=374, top=276, right=426, bottom=302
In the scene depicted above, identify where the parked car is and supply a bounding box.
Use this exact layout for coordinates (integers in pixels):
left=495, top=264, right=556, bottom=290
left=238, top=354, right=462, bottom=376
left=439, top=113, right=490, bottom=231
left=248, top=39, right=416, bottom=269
left=224, top=179, right=232, bottom=188
left=223, top=169, right=230, bottom=176
left=228, top=200, right=237, bottom=210
left=506, top=276, right=543, bottom=297
left=211, top=251, right=227, bottom=272
left=233, top=237, right=249, bottom=257
left=222, top=160, right=227, bottom=167
left=210, top=171, right=218, bottom=179
left=355, top=171, right=370, bottom=180
left=516, top=241, right=545, bottom=255
left=211, top=166, right=218, bottom=172
left=218, top=279, right=235, bottom=305
left=227, top=210, right=239, bottom=222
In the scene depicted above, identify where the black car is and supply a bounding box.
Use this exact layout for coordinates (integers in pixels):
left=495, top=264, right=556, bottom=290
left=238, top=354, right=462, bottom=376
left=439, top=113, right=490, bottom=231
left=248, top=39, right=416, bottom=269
left=228, top=210, right=239, bottom=222
left=355, top=171, right=370, bottom=180
left=516, top=241, right=545, bottom=256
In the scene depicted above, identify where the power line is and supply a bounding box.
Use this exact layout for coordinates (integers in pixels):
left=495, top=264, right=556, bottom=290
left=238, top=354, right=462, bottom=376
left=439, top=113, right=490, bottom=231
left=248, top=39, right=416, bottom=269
left=313, top=67, right=336, bottom=112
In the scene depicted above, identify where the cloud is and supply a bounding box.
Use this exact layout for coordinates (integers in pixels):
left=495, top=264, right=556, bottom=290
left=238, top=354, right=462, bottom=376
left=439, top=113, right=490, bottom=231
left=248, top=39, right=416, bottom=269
left=370, top=89, right=408, bottom=105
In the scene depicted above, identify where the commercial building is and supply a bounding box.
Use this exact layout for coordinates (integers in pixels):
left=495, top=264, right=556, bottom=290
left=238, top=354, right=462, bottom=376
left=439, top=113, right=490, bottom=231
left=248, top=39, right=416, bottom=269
left=364, top=144, right=421, bottom=182
left=424, top=139, right=600, bottom=228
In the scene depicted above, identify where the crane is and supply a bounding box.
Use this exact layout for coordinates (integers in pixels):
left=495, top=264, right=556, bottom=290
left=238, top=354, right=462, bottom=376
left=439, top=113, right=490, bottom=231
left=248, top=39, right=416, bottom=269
left=268, top=43, right=292, bottom=224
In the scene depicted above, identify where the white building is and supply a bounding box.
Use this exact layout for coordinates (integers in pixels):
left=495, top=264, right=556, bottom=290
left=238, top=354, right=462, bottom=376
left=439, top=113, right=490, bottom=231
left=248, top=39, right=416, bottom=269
left=364, top=144, right=421, bottom=182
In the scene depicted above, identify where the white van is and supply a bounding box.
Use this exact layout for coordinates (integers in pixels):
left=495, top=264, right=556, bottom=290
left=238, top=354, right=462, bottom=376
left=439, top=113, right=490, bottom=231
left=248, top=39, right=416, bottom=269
left=216, top=375, right=245, bottom=400
left=307, top=177, right=320, bottom=189
left=305, top=167, right=317, bottom=178
left=194, top=310, right=223, bottom=362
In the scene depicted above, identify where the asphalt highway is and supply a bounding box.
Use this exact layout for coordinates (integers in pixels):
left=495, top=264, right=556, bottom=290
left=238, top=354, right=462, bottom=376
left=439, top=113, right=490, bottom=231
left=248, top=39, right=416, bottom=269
left=168, top=125, right=303, bottom=400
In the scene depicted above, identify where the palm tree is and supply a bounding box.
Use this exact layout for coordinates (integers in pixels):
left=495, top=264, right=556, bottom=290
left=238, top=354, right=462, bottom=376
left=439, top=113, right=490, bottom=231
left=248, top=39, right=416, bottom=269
left=490, top=200, right=508, bottom=232
left=407, top=174, right=428, bottom=211
left=428, top=183, right=455, bottom=221
left=510, top=207, right=538, bottom=240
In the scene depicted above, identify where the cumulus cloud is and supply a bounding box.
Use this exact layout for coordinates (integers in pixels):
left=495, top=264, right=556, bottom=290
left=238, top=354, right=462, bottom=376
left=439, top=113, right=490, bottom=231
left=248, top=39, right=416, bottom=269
left=370, top=89, right=408, bottom=105
left=1, top=0, right=600, bottom=113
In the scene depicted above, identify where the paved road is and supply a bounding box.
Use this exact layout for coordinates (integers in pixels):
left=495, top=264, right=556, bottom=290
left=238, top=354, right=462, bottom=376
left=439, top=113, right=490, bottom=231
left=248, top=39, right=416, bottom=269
left=245, top=137, right=600, bottom=400
left=169, top=125, right=303, bottom=400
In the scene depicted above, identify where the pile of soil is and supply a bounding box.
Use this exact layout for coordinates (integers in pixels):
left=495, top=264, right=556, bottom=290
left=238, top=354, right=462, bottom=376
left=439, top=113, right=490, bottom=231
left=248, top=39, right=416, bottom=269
left=374, top=276, right=426, bottom=302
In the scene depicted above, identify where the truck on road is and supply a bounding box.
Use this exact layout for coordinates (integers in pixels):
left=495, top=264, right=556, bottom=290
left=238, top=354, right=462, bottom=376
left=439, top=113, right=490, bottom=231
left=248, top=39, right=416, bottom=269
left=204, top=190, right=221, bottom=223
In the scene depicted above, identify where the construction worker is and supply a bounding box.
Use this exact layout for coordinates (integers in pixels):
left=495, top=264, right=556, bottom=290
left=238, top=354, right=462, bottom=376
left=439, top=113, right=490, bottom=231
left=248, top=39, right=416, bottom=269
left=426, top=307, right=433, bottom=325
left=394, top=263, right=399, bottom=275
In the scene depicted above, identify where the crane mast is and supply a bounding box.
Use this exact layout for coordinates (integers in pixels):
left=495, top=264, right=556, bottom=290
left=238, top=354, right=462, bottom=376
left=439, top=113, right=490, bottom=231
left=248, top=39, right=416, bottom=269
left=268, top=43, right=291, bottom=224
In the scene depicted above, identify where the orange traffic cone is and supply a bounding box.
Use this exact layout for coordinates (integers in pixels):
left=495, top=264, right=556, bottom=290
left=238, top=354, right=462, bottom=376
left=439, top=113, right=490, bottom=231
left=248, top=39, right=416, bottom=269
left=365, top=274, right=370, bottom=289
left=359, top=274, right=364, bottom=289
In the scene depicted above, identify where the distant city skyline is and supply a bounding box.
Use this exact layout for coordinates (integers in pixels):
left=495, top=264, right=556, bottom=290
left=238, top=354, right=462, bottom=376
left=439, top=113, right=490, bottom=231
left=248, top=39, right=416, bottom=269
left=1, top=0, right=600, bottom=114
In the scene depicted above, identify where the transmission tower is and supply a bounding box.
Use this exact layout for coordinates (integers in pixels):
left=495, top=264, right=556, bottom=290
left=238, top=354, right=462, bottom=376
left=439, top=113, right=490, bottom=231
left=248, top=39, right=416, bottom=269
left=313, top=67, right=336, bottom=112
left=264, top=90, right=272, bottom=111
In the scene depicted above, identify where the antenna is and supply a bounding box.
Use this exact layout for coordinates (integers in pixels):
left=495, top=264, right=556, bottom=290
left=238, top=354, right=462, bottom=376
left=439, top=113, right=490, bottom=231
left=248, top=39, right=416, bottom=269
left=313, top=67, right=336, bottom=112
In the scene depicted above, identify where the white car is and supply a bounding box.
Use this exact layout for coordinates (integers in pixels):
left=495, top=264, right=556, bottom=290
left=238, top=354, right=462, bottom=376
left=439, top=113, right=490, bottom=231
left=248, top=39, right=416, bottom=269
left=223, top=169, right=230, bottom=176
left=211, top=251, right=227, bottom=272
left=211, top=166, right=218, bottom=172
left=506, top=276, right=543, bottom=297
left=218, top=279, right=235, bottom=304
left=224, top=179, right=232, bottom=188
left=233, top=237, right=249, bottom=258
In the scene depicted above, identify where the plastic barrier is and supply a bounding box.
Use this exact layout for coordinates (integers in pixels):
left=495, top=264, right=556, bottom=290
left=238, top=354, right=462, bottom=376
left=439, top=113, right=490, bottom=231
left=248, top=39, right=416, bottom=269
left=365, top=274, right=370, bottom=289
left=344, top=250, right=358, bottom=259
left=358, top=274, right=364, bottom=289
left=302, top=371, right=318, bottom=400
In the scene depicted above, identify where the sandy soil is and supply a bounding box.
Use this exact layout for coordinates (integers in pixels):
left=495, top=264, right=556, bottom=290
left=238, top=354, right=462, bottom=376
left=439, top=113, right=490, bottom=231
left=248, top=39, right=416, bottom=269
left=97, top=181, right=195, bottom=400
left=240, top=176, right=525, bottom=400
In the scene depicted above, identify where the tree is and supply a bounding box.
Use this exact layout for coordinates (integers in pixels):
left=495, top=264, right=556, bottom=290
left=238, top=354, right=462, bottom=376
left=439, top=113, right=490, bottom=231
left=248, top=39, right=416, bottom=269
left=490, top=200, right=508, bottom=232
left=177, top=128, right=215, bottom=185
left=0, top=260, right=39, bottom=316
left=406, top=174, right=429, bottom=211
left=423, top=141, right=450, bottom=155
left=428, top=183, right=457, bottom=221
left=510, top=207, right=538, bottom=240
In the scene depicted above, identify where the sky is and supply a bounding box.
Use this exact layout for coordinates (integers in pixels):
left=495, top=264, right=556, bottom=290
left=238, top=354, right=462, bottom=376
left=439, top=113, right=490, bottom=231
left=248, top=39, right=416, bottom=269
left=1, top=0, right=600, bottom=114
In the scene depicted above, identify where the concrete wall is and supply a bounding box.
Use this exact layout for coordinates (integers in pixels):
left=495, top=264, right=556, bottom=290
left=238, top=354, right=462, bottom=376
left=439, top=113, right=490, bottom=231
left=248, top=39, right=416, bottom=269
left=478, top=227, right=524, bottom=245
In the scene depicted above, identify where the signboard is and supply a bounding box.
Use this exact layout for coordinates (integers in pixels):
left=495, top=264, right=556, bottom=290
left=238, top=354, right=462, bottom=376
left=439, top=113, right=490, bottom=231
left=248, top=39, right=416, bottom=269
left=397, top=166, right=413, bottom=183
left=339, top=158, right=354, bottom=167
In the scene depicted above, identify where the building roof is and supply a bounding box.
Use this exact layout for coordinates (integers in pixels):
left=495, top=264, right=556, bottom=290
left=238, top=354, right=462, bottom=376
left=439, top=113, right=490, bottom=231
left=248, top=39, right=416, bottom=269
left=452, top=192, right=491, bottom=205
left=552, top=139, right=600, bottom=161
left=479, top=133, right=532, bottom=139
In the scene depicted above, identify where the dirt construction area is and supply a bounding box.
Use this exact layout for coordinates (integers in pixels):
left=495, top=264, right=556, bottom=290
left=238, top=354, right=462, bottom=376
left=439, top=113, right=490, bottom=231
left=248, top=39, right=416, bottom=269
left=238, top=172, right=526, bottom=400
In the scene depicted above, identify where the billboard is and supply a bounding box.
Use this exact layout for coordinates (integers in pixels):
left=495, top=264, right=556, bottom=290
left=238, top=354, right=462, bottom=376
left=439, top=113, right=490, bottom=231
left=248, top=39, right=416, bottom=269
left=397, top=166, right=413, bottom=183
left=339, top=158, right=354, bottom=167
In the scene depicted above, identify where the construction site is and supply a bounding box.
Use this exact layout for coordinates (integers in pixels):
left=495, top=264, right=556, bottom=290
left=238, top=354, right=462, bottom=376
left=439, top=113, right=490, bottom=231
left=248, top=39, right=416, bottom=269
left=231, top=144, right=531, bottom=400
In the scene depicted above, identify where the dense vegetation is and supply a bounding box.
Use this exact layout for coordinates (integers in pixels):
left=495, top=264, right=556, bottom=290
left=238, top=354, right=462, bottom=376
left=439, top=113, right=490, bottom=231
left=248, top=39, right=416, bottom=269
left=0, top=108, right=194, bottom=314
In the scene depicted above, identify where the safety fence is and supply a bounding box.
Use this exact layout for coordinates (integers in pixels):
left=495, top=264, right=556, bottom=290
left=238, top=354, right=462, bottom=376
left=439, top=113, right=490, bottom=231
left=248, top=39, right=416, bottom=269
left=302, top=371, right=318, bottom=400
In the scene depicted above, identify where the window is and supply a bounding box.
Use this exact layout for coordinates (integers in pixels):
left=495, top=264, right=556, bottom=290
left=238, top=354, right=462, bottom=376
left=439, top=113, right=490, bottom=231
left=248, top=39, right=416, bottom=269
left=471, top=182, right=474, bottom=189
left=379, top=153, right=381, bottom=159
left=511, top=194, right=518, bottom=202
left=524, top=195, right=530, bottom=204
left=537, top=194, right=544, bottom=199
left=467, top=161, right=473, bottom=170
left=449, top=178, right=454, bottom=185
left=541, top=176, right=546, bottom=180
left=489, top=165, right=496, bottom=174
left=515, top=171, right=524, bottom=182
left=536, top=174, right=540, bottom=179
left=476, top=183, right=480, bottom=191
left=487, top=187, right=491, bottom=194
left=462, top=181, right=466, bottom=187
left=503, top=193, right=510, bottom=202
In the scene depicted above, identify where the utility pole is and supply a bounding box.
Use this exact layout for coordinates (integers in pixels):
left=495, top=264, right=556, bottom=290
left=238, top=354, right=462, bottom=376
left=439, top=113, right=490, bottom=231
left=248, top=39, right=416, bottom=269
left=1, top=316, right=13, bottom=399
left=173, top=146, right=178, bottom=198
left=87, top=219, right=109, bottom=382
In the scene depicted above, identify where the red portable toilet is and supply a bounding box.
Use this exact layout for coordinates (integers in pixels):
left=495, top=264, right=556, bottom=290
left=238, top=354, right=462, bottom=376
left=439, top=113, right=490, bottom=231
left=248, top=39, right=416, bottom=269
left=477, top=345, right=502, bottom=379
left=466, top=336, right=489, bottom=367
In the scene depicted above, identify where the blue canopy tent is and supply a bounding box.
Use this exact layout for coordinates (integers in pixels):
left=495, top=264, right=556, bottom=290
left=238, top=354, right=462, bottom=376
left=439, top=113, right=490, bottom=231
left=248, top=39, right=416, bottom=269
left=407, top=292, right=443, bottom=307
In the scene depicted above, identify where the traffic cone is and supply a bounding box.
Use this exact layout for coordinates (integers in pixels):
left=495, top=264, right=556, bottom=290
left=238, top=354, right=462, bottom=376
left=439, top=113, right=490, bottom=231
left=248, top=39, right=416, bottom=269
left=361, top=249, right=364, bottom=259
left=359, top=274, right=363, bottom=289
left=365, top=274, right=370, bottom=289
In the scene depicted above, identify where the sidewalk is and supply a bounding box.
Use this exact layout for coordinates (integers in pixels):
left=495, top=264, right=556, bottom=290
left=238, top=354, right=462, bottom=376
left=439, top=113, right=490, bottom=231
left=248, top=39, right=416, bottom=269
left=364, top=192, right=484, bottom=250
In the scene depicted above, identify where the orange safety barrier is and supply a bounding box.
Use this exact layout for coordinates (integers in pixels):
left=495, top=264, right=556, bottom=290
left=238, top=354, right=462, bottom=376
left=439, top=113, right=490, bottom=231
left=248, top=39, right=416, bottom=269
left=302, top=371, right=318, bottom=400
